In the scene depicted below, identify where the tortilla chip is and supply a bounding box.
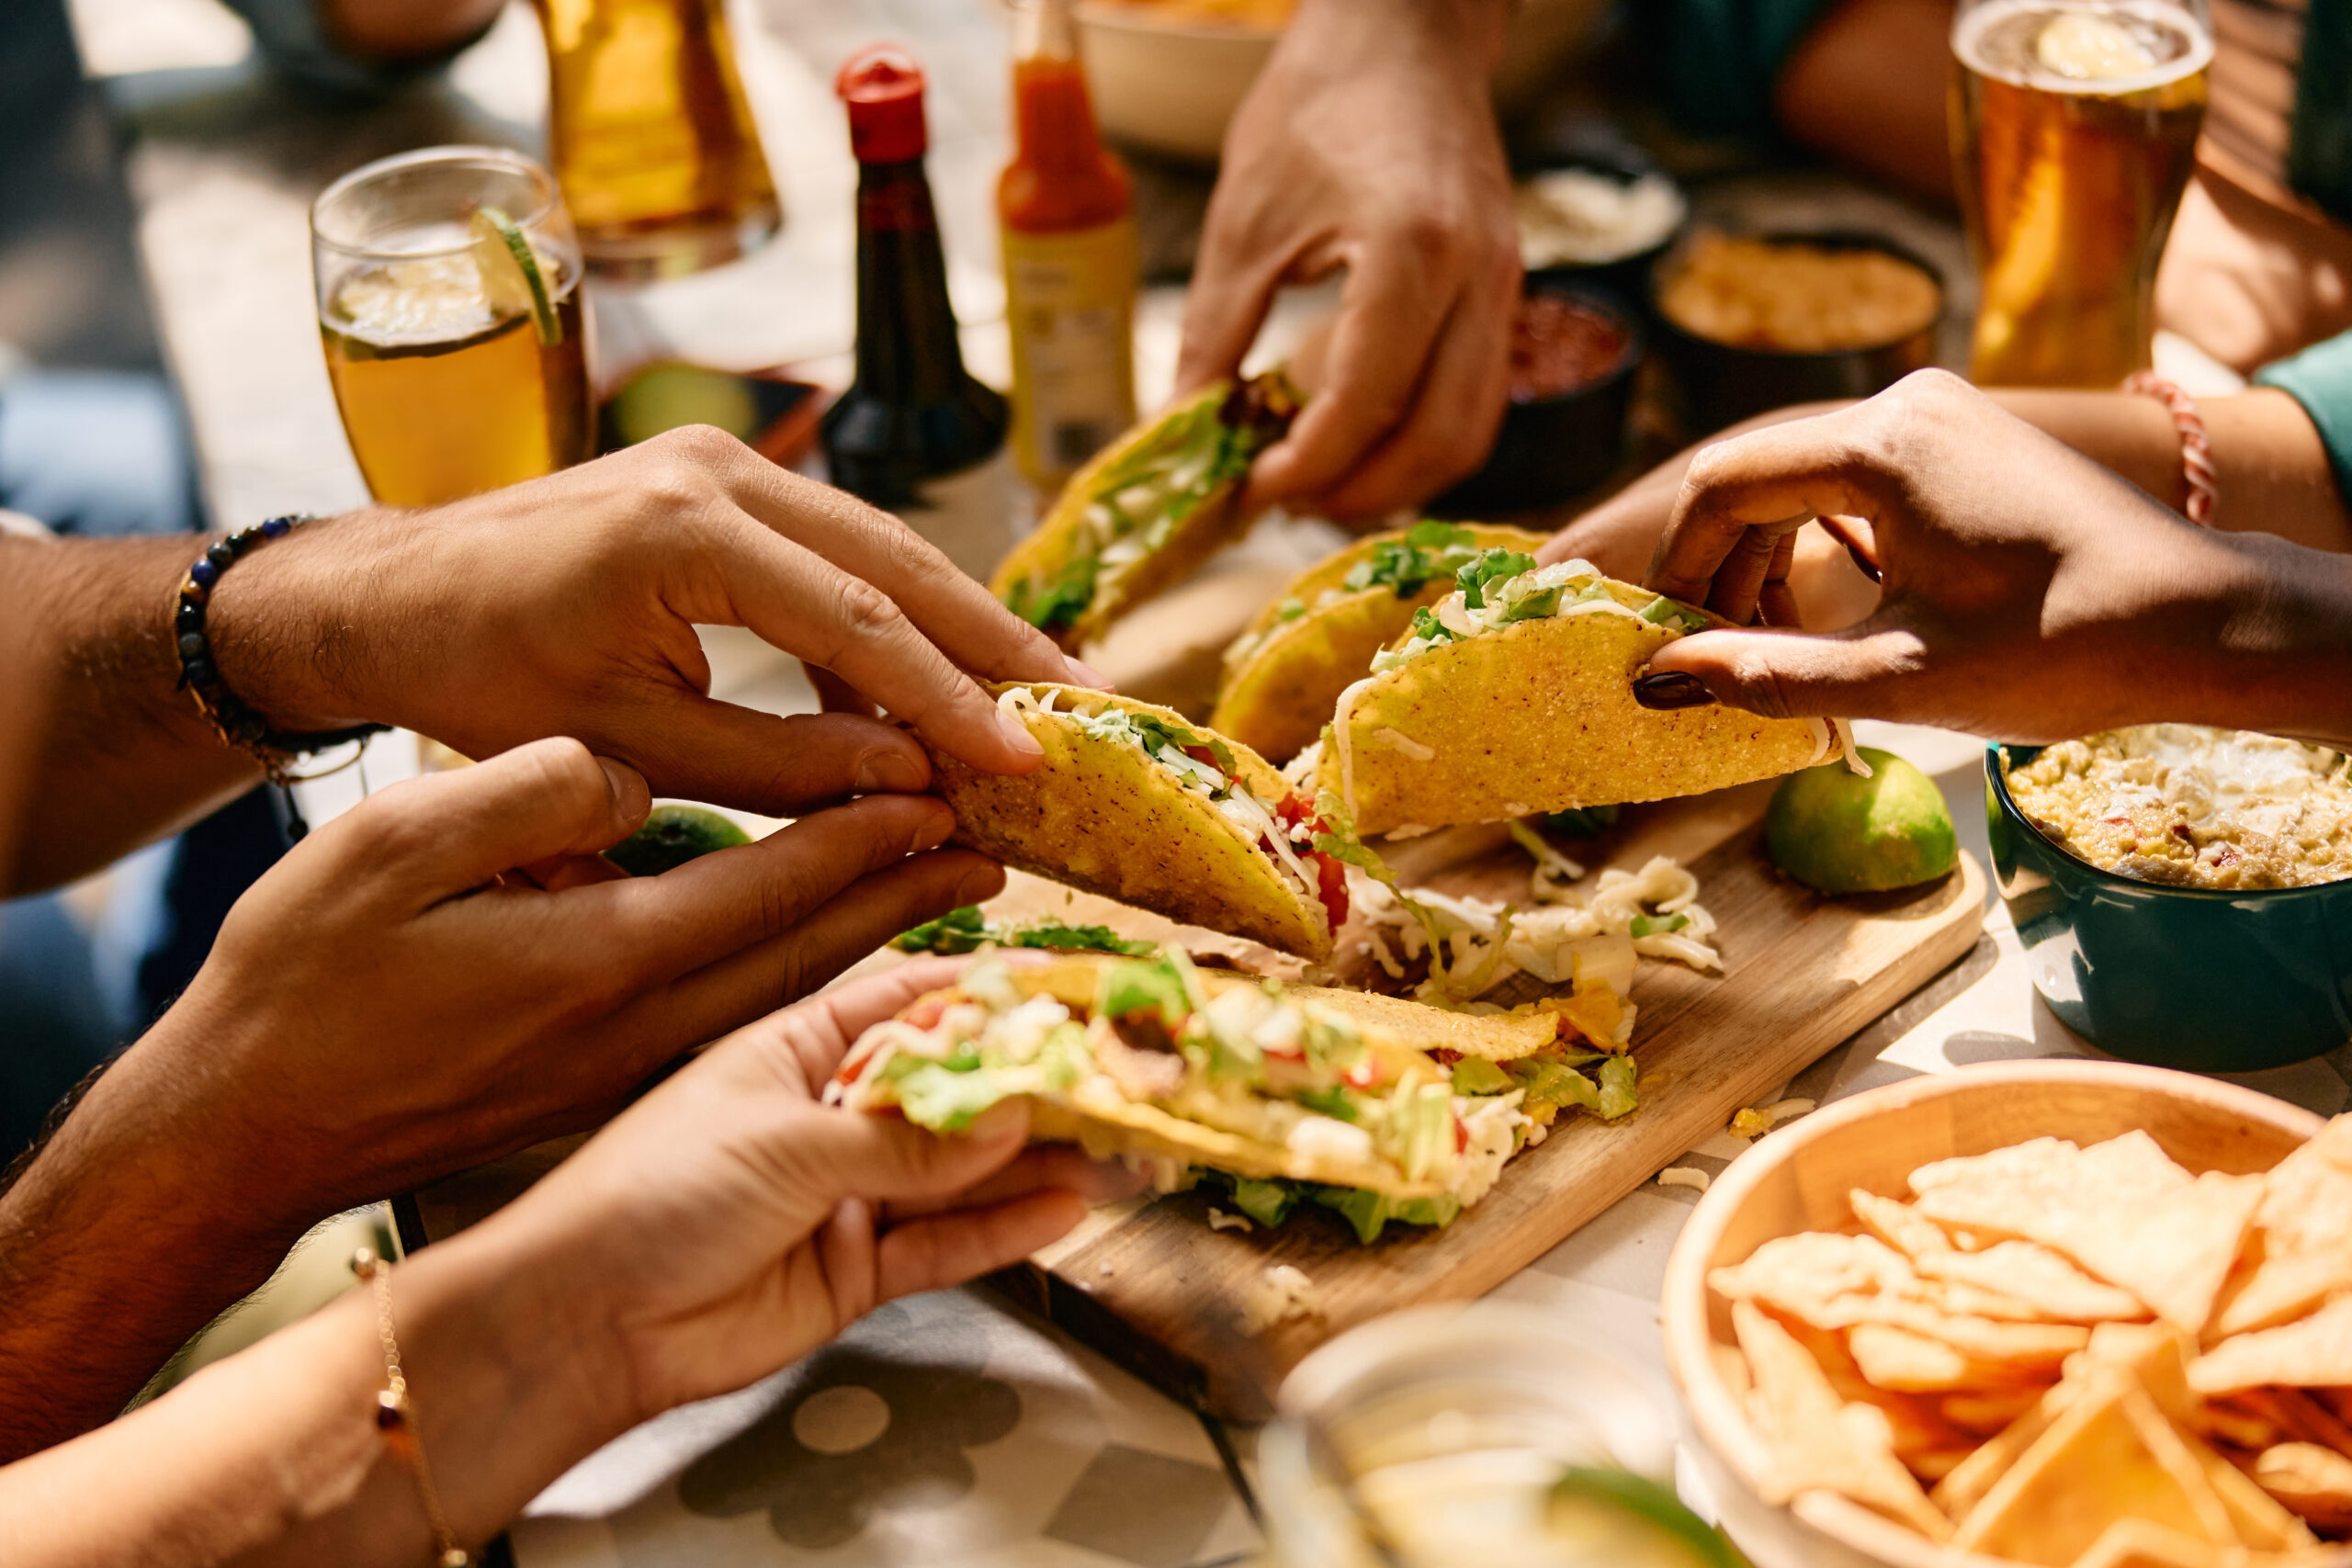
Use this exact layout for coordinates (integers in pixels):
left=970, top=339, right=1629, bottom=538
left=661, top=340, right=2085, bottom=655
left=927, top=683, right=1332, bottom=959
left=2064, top=1517, right=2245, bottom=1568
left=2193, top=1297, right=2352, bottom=1395
left=2203, top=1399, right=2286, bottom=1454
left=1953, top=1377, right=2237, bottom=1565
left=1851, top=1322, right=2041, bottom=1394
left=1212, top=524, right=1549, bottom=766
left=1911, top=1132, right=2261, bottom=1334
left=1732, top=1301, right=1953, bottom=1539
left=1944, top=1386, right=2052, bottom=1435
left=1921, top=1242, right=2152, bottom=1325
left=2233, top=1388, right=2352, bottom=1462
left=1320, top=578, right=1827, bottom=834
left=1713, top=1232, right=2090, bottom=1367
left=2249, top=1443, right=2352, bottom=1533
left=1851, top=1188, right=1957, bottom=1260
left=2211, top=1116, right=2352, bottom=1337
left=1781, top=1314, right=1974, bottom=1466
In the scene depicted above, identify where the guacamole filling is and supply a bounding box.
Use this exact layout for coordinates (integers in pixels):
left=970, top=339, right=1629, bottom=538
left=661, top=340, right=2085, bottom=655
left=998, top=686, right=1349, bottom=933
left=1007, top=373, right=1299, bottom=635
left=830, top=953, right=1555, bottom=1239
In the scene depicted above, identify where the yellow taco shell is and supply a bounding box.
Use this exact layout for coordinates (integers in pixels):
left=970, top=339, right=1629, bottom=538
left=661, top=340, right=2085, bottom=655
left=926, top=682, right=1333, bottom=960
left=1212, top=523, right=1549, bottom=764
left=1320, top=576, right=1828, bottom=834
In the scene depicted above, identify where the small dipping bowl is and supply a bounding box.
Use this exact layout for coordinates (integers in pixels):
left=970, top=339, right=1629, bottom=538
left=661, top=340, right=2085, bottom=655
left=1986, top=743, right=2352, bottom=1070
left=1516, top=153, right=1690, bottom=308
left=1437, top=280, right=1641, bottom=514
left=1652, top=229, right=1941, bottom=437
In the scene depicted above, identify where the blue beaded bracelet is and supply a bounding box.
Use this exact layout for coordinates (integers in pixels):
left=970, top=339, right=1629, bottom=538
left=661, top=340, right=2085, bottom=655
left=175, top=515, right=388, bottom=816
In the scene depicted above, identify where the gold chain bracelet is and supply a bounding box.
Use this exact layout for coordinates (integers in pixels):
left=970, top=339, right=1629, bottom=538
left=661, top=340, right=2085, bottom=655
left=351, top=1247, right=472, bottom=1568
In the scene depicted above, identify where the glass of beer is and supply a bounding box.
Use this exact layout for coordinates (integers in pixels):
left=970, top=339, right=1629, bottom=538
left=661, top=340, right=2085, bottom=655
left=530, top=0, right=783, bottom=279
left=1951, top=0, right=2210, bottom=387
left=312, top=147, right=594, bottom=507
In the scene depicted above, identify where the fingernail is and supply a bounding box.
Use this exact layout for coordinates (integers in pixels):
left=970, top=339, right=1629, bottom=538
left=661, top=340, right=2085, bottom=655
left=995, top=708, right=1046, bottom=759
left=1633, top=671, right=1716, bottom=710
left=1846, top=546, right=1883, bottom=584
left=967, top=1098, right=1029, bottom=1143
left=853, top=748, right=928, bottom=794
left=1061, top=655, right=1114, bottom=691
left=595, top=757, right=650, bottom=824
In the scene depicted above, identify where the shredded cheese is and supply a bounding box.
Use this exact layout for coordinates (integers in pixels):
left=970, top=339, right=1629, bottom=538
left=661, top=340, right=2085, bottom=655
left=1239, top=1263, right=1324, bottom=1335
left=1205, top=1207, right=1254, bottom=1233
left=1657, top=1166, right=1712, bottom=1193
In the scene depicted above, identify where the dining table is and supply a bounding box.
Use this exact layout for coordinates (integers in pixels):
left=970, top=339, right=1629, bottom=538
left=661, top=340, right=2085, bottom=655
left=59, top=2, right=2342, bottom=1563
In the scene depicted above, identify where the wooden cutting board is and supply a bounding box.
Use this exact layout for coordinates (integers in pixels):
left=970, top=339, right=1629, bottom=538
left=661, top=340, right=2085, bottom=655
left=977, top=780, right=1986, bottom=1419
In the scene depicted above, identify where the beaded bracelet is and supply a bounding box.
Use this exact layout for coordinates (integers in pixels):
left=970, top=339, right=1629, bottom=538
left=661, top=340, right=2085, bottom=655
left=351, top=1248, right=472, bottom=1568
left=175, top=516, right=387, bottom=832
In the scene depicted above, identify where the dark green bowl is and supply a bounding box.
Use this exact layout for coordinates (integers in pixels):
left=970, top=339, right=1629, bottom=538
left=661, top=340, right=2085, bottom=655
left=1985, top=744, right=2352, bottom=1070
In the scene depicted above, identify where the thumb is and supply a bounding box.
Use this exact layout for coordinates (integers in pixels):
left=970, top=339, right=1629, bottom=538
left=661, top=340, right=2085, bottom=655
left=1646, top=624, right=1930, bottom=721
left=334, top=737, right=650, bottom=904
left=802, top=1098, right=1034, bottom=1208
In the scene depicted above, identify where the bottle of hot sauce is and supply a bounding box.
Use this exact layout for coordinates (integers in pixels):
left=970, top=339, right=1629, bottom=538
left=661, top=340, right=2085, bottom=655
left=997, top=0, right=1137, bottom=492
left=822, top=46, right=1016, bottom=579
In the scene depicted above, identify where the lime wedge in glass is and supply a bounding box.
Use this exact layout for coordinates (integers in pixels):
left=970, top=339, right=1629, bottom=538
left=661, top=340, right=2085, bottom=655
left=468, top=206, right=561, bottom=346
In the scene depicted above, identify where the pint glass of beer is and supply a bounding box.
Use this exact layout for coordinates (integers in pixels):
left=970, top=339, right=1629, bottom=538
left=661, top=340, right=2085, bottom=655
left=312, top=148, right=593, bottom=507
left=1951, top=0, right=2210, bottom=387
left=531, top=0, right=783, bottom=278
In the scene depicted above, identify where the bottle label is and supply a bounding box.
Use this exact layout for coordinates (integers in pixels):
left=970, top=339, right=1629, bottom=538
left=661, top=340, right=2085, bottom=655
left=1003, top=220, right=1138, bottom=488
left=899, top=447, right=1022, bottom=581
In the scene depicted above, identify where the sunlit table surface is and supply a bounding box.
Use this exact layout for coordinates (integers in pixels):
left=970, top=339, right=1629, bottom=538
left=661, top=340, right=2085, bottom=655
left=62, top=4, right=2322, bottom=1565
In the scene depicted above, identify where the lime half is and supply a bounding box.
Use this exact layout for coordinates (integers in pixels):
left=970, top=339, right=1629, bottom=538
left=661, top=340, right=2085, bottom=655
left=607, top=805, right=751, bottom=877
left=469, top=206, right=561, bottom=346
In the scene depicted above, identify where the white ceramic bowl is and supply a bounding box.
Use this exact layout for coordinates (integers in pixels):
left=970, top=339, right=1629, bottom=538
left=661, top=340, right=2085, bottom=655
left=1074, top=0, right=1613, bottom=164
left=1659, top=1060, right=2333, bottom=1568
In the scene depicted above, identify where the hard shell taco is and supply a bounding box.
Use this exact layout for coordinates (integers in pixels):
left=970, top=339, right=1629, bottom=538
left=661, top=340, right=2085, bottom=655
left=924, top=682, right=1348, bottom=960
left=991, top=371, right=1302, bottom=649
left=826, top=951, right=1621, bottom=1241
left=1211, top=520, right=1551, bottom=765
left=1316, top=548, right=1855, bottom=835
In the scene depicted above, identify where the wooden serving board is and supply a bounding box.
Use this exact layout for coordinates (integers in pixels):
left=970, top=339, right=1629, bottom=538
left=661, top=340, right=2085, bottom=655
left=976, top=781, right=1986, bottom=1419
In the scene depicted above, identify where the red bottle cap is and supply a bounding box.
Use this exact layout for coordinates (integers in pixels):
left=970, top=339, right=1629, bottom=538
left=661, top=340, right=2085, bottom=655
left=836, top=45, right=928, bottom=164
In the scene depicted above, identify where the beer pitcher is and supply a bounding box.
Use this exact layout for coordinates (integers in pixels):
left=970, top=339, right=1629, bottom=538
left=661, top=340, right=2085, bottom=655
left=1951, top=0, right=2211, bottom=387
left=531, top=0, right=783, bottom=279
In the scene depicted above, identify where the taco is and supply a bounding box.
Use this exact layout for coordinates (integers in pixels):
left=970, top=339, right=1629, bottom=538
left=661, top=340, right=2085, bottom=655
left=1317, top=548, right=1851, bottom=835
left=827, top=951, right=1621, bottom=1240
left=1212, top=520, right=1551, bottom=764
left=925, top=682, right=1348, bottom=960
left=991, top=370, right=1302, bottom=649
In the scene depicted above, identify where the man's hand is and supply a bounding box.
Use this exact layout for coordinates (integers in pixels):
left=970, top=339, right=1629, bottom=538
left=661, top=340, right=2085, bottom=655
left=0, top=739, right=1004, bottom=1456
left=1637, top=371, right=2352, bottom=745
left=1177, top=0, right=1519, bottom=523
left=220, top=426, right=1088, bottom=818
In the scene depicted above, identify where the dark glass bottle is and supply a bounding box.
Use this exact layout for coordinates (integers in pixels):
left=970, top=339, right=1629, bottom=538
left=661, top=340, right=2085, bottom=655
left=821, top=45, right=1014, bottom=579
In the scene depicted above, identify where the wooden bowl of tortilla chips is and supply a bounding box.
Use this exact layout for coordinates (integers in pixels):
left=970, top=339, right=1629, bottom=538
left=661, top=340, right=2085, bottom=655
left=1662, top=1061, right=2352, bottom=1568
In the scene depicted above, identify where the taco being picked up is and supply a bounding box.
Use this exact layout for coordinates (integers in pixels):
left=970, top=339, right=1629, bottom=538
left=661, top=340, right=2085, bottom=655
left=827, top=951, right=1623, bottom=1241
left=1212, top=520, right=1550, bottom=765
left=991, top=370, right=1302, bottom=649
left=925, top=683, right=1348, bottom=961
left=1317, top=548, right=1855, bottom=836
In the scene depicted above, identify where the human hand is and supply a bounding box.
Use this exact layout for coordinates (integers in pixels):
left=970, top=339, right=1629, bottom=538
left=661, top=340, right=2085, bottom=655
left=1176, top=0, right=1518, bottom=523
left=219, top=426, right=1091, bottom=818
left=458, top=959, right=1120, bottom=1425
left=123, top=738, right=1006, bottom=1231
left=1635, top=371, right=2326, bottom=741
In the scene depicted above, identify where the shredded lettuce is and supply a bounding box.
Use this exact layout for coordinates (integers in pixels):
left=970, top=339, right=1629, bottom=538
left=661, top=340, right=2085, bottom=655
left=1451, top=1057, right=1513, bottom=1094
left=1596, top=1054, right=1638, bottom=1120
left=890, top=906, right=1158, bottom=957
left=891, top=1063, right=1012, bottom=1132
left=1340, top=521, right=1486, bottom=599
left=1008, top=557, right=1099, bottom=633
left=1230, top=1177, right=1297, bottom=1227
left=1455, top=547, right=1537, bottom=610
left=1628, top=912, right=1690, bottom=939
left=1099, top=952, right=1196, bottom=1023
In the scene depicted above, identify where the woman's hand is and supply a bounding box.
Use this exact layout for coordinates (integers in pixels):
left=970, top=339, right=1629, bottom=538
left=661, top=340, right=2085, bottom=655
left=1635, top=372, right=2352, bottom=744
left=1176, top=0, right=1519, bottom=523
left=463, top=960, right=1121, bottom=1427
left=219, top=425, right=1090, bottom=818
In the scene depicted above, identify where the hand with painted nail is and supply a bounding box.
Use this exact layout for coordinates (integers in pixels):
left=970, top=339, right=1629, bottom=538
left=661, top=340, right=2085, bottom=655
left=209, top=424, right=1086, bottom=821
left=1175, top=0, right=1519, bottom=524
left=0, top=739, right=1015, bottom=1455
left=1635, top=371, right=2352, bottom=744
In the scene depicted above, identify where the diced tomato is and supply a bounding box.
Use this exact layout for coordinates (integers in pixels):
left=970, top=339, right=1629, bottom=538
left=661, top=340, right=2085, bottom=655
left=1272, top=793, right=1350, bottom=929
left=834, top=1048, right=876, bottom=1088
left=1428, top=1047, right=1462, bottom=1066
left=901, top=995, right=950, bottom=1031
left=1184, top=744, right=1222, bottom=771
left=1453, top=1114, right=1469, bottom=1154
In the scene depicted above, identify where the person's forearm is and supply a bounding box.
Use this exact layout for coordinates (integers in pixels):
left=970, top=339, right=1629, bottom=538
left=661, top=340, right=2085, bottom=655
left=0, top=1013, right=312, bottom=1460
left=5, top=534, right=259, bottom=893
left=2203, top=532, right=2352, bottom=747
left=1, top=1212, right=626, bottom=1563
left=1291, top=0, right=1513, bottom=79
left=1993, top=388, right=2352, bottom=554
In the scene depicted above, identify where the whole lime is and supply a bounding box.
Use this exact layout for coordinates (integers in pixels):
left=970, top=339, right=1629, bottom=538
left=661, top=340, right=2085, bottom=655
left=607, top=804, right=751, bottom=876
left=1766, top=747, right=1957, bottom=894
